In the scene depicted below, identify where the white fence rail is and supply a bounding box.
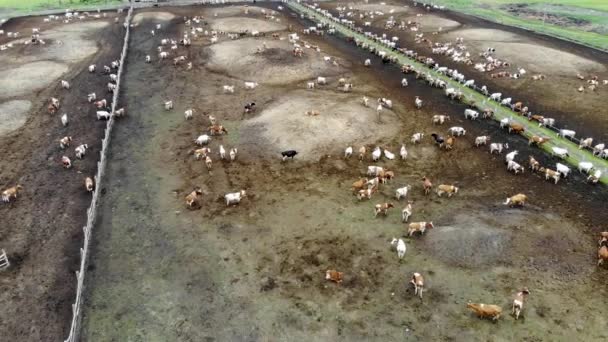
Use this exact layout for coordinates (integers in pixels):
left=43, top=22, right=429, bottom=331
left=64, top=6, right=133, bottom=342
left=0, top=249, right=9, bottom=270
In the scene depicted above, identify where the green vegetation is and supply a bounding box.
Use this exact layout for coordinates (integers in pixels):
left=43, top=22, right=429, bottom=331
left=0, top=0, right=122, bottom=12
left=427, top=0, right=608, bottom=51
left=289, top=1, right=608, bottom=185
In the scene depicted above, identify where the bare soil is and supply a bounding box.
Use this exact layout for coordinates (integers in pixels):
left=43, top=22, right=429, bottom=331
left=0, top=10, right=124, bottom=341
left=0, top=100, right=31, bottom=135
left=79, top=4, right=608, bottom=342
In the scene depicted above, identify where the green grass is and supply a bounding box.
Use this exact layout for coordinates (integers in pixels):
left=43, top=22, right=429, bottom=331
left=428, top=0, right=608, bottom=50
left=0, top=0, right=123, bottom=12
left=289, top=1, right=608, bottom=185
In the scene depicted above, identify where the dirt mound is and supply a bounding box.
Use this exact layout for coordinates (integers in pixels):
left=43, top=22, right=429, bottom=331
left=209, top=5, right=273, bottom=17
left=0, top=61, right=68, bottom=99
left=266, top=235, right=388, bottom=308
left=206, top=38, right=342, bottom=84
left=209, top=17, right=286, bottom=33
left=444, top=28, right=521, bottom=42
left=0, top=100, right=31, bottom=136
left=350, top=4, right=408, bottom=14
left=132, top=11, right=176, bottom=24
left=240, top=90, right=400, bottom=159
left=407, top=14, right=460, bottom=32
left=425, top=215, right=512, bottom=268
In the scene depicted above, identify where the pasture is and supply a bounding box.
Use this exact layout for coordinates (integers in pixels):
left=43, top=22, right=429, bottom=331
left=426, top=0, right=608, bottom=50
left=1, top=1, right=608, bottom=341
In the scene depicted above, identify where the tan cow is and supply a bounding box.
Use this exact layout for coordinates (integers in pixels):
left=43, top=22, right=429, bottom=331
left=185, top=188, right=203, bottom=208
left=1, top=185, right=23, bottom=203
left=325, top=270, right=344, bottom=283
left=436, top=184, right=458, bottom=197
left=467, top=303, right=502, bottom=321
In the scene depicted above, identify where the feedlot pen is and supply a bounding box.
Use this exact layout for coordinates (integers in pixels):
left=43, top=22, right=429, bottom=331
left=71, top=3, right=608, bottom=341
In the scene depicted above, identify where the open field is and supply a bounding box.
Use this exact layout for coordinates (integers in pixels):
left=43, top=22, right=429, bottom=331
left=1, top=1, right=608, bottom=341
left=422, top=0, right=608, bottom=50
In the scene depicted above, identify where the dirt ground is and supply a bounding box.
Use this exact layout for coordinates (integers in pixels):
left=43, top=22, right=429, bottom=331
left=0, top=10, right=124, bottom=341
left=79, top=3, right=608, bottom=342
left=320, top=0, right=608, bottom=141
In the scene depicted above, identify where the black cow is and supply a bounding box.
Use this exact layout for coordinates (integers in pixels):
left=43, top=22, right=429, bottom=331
left=281, top=150, right=298, bottom=161
left=244, top=102, right=256, bottom=114
left=431, top=133, right=444, bottom=146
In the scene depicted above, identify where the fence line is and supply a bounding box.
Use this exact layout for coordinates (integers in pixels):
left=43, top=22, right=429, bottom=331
left=290, top=1, right=608, bottom=184
left=63, top=6, right=132, bottom=342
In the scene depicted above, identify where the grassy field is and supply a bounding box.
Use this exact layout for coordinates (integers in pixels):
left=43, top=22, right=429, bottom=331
left=290, top=1, right=608, bottom=185
left=0, top=0, right=123, bottom=13
left=426, top=0, right=608, bottom=50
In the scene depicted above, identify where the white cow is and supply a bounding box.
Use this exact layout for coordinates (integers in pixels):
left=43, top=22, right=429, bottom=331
left=390, top=238, right=406, bottom=259
left=400, top=145, right=408, bottom=160
left=344, top=146, right=353, bottom=158
left=395, top=185, right=411, bottom=200
left=448, top=126, right=466, bottom=136
left=490, top=142, right=508, bottom=154
left=475, top=136, right=490, bottom=147
left=558, top=129, right=576, bottom=139
left=411, top=133, right=424, bottom=144
left=489, top=92, right=502, bottom=101
left=225, top=190, right=247, bottom=206
left=556, top=163, right=571, bottom=177
left=223, top=85, right=235, bottom=93
left=317, top=76, right=327, bottom=85
left=96, top=111, right=111, bottom=120
left=61, top=113, right=68, bottom=126
left=578, top=161, right=593, bottom=174
left=75, top=144, right=88, bottom=159
left=164, top=101, right=173, bottom=110
left=551, top=146, right=569, bottom=159
left=505, top=150, right=518, bottom=163
left=244, top=81, right=258, bottom=89
left=464, top=109, right=479, bottom=120
left=367, top=166, right=384, bottom=177
left=195, top=134, right=211, bottom=145
left=372, top=147, right=381, bottom=161
left=88, top=64, right=96, bottom=73
left=507, top=160, right=524, bottom=174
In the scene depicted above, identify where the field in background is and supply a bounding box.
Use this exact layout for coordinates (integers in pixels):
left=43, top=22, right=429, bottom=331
left=427, top=0, right=608, bottom=50
left=0, top=0, right=123, bottom=19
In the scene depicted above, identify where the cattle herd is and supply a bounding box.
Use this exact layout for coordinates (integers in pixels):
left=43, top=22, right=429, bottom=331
left=1, top=1, right=608, bottom=330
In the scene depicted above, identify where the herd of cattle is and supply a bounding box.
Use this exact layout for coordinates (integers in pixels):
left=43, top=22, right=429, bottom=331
left=2, top=2, right=607, bottom=326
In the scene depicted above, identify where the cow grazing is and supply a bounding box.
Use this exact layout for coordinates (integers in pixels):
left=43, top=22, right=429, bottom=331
left=281, top=150, right=298, bottom=161
left=539, top=167, right=560, bottom=184
left=464, top=109, right=479, bottom=120
left=185, top=188, right=203, bottom=208
left=529, top=156, right=540, bottom=171
left=87, top=93, right=96, bottom=103
left=325, top=270, right=344, bottom=283
left=1, top=185, right=23, bottom=203
left=504, top=193, right=527, bottom=207
left=185, top=109, right=193, bottom=120
left=408, top=221, right=434, bottom=236
left=558, top=129, right=575, bottom=140
left=395, top=185, right=411, bottom=200
left=352, top=178, right=369, bottom=193
left=588, top=170, right=602, bottom=184
left=578, top=161, right=593, bottom=174
left=61, top=113, right=68, bottom=126
left=391, top=238, right=406, bottom=259
left=374, top=203, right=394, bottom=217
left=223, top=85, right=235, bottom=93
left=208, top=125, right=228, bottom=135
left=512, top=288, right=530, bottom=320
left=195, top=134, right=211, bottom=145
left=556, top=163, right=571, bottom=178
left=414, top=96, right=423, bottom=109
left=61, top=80, right=70, bottom=89
left=410, top=273, right=424, bottom=299
left=229, top=148, right=238, bottom=161
left=75, top=144, right=88, bottom=159
left=244, top=81, right=258, bottom=90
left=551, top=147, right=569, bottom=159
left=88, top=64, right=96, bottom=73
left=357, top=188, right=375, bottom=201
left=467, top=303, right=502, bottom=321
left=358, top=146, right=366, bottom=160
left=422, top=177, right=432, bottom=195
left=528, top=135, right=550, bottom=146
left=432, top=115, right=449, bottom=125
left=507, top=160, right=524, bottom=174
left=599, top=245, right=608, bottom=266
left=344, top=146, right=353, bottom=158
left=59, top=136, right=72, bottom=149
left=448, top=126, right=466, bottom=136
left=475, top=136, right=490, bottom=147
left=579, top=137, right=593, bottom=149
left=225, top=190, right=247, bottom=206
left=61, top=156, right=72, bottom=169
left=164, top=101, right=173, bottom=110
left=400, top=145, right=408, bottom=160
left=205, top=156, right=212, bottom=170
left=436, top=184, right=458, bottom=197
left=383, top=149, right=395, bottom=160
left=490, top=143, right=508, bottom=154
left=85, top=177, right=94, bottom=192
left=508, top=123, right=524, bottom=134
left=411, top=133, right=424, bottom=144
left=402, top=201, right=413, bottom=222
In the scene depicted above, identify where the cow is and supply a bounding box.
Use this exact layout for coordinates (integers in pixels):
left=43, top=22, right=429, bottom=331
left=408, top=221, right=434, bottom=236
left=281, top=150, right=298, bottom=161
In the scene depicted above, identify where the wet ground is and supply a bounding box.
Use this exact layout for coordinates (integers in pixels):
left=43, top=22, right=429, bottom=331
left=0, top=10, right=125, bottom=341
left=80, top=3, right=608, bottom=342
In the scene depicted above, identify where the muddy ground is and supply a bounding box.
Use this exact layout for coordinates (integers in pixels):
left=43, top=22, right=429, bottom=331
left=80, top=3, right=608, bottom=342
left=0, top=10, right=124, bottom=341
left=320, top=1, right=608, bottom=141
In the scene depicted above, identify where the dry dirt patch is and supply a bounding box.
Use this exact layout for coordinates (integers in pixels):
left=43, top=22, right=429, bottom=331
left=349, top=3, right=408, bottom=14
left=208, top=5, right=273, bottom=17
left=0, top=100, right=31, bottom=136
left=0, top=61, right=68, bottom=99
left=240, top=90, right=400, bottom=159
left=444, top=28, right=521, bottom=42
left=445, top=28, right=605, bottom=75
left=132, top=11, right=176, bottom=25
left=407, top=14, right=460, bottom=32
left=209, top=17, right=286, bottom=33
left=206, top=38, right=343, bottom=84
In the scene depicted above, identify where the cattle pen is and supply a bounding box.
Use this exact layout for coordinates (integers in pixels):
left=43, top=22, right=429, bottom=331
left=287, top=0, right=608, bottom=185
